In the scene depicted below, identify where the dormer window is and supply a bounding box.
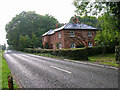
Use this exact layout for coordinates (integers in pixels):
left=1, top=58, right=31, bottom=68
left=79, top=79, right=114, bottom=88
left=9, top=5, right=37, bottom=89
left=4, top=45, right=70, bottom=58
left=70, top=31, right=75, bottom=37
left=88, top=32, right=92, bottom=37
left=58, top=32, right=61, bottom=38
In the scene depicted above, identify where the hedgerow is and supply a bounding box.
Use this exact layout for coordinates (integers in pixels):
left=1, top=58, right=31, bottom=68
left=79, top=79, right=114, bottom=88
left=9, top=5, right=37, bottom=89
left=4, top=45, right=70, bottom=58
left=24, top=48, right=88, bottom=60
left=24, top=46, right=114, bottom=60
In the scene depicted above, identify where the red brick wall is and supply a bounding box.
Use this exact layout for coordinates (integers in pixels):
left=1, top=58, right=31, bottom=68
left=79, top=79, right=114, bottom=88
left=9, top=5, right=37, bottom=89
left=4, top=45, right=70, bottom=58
left=63, top=30, right=96, bottom=49
left=49, top=30, right=64, bottom=49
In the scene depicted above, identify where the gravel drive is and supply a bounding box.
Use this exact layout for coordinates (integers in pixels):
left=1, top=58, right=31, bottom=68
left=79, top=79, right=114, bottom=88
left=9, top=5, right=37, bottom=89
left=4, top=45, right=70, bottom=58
left=3, top=50, right=118, bottom=88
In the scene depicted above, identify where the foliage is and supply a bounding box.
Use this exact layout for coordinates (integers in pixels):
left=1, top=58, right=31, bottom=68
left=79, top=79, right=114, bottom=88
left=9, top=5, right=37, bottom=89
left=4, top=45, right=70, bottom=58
left=69, top=15, right=98, bottom=28
left=44, top=42, right=49, bottom=49
left=95, top=12, right=120, bottom=51
left=0, top=44, right=6, bottom=50
left=76, top=44, right=85, bottom=48
left=88, top=54, right=118, bottom=67
left=5, top=11, right=62, bottom=50
left=56, top=43, right=59, bottom=49
left=24, top=48, right=88, bottom=60
left=73, top=0, right=120, bottom=18
left=87, top=46, right=115, bottom=56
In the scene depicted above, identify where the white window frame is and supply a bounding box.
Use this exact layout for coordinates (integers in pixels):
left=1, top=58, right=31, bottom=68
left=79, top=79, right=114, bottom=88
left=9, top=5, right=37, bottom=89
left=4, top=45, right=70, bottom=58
left=88, top=41, right=93, bottom=47
left=88, top=32, right=92, bottom=37
left=70, top=42, right=75, bottom=48
left=59, top=43, right=62, bottom=49
left=69, top=31, right=75, bottom=37
left=58, top=32, right=61, bottom=38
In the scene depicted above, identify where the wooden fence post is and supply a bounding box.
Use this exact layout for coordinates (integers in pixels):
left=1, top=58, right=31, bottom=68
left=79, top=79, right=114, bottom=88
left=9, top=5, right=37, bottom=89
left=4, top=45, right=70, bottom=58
left=7, top=75, right=14, bottom=90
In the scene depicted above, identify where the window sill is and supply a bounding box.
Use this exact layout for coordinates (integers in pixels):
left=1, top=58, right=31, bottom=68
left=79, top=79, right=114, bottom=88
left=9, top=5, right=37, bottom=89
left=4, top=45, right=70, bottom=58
left=88, top=46, right=93, bottom=47
left=69, top=36, right=75, bottom=37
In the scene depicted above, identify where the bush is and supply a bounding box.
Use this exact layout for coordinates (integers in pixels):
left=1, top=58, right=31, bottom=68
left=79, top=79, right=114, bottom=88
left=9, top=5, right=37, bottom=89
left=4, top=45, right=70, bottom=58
left=76, top=44, right=85, bottom=48
left=87, top=46, right=115, bottom=56
left=24, top=48, right=88, bottom=60
left=24, top=46, right=115, bottom=60
left=44, top=42, right=49, bottom=49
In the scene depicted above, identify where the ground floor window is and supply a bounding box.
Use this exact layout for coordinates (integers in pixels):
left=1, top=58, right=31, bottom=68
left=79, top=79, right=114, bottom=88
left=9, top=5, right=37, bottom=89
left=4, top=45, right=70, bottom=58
left=59, top=43, right=62, bottom=49
left=88, top=41, right=92, bottom=47
left=50, top=44, right=52, bottom=49
left=70, top=42, right=75, bottom=48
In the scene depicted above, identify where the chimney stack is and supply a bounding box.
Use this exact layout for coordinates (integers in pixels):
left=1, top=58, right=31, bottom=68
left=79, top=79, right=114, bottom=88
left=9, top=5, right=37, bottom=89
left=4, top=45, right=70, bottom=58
left=73, top=15, right=77, bottom=24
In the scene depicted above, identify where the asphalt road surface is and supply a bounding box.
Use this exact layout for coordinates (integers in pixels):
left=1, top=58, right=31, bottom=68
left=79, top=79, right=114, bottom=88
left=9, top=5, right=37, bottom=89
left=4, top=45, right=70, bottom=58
left=3, top=50, right=118, bottom=88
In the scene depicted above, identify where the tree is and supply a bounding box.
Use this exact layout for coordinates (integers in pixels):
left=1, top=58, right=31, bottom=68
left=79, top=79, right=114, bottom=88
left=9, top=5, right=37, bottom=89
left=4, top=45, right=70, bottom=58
left=0, top=44, right=6, bottom=50
left=5, top=11, right=62, bottom=50
left=31, top=33, right=39, bottom=48
left=69, top=15, right=99, bottom=27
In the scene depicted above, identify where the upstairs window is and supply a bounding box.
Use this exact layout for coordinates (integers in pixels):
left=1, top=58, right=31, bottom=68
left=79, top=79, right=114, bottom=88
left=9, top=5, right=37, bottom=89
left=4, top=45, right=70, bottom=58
left=69, top=31, right=75, bottom=37
left=70, top=42, right=75, bottom=48
left=58, top=32, right=61, bottom=38
left=44, top=37, right=46, bottom=41
left=88, top=32, right=92, bottom=37
left=88, top=41, right=92, bottom=47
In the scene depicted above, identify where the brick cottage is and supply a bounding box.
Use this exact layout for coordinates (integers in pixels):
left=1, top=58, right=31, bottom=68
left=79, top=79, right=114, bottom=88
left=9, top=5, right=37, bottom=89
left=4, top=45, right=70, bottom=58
left=42, top=22, right=97, bottom=49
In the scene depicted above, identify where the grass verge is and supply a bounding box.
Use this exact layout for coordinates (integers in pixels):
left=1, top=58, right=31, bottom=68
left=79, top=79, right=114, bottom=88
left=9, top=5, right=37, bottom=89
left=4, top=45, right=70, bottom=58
left=1, top=50, right=18, bottom=88
left=88, top=54, right=118, bottom=67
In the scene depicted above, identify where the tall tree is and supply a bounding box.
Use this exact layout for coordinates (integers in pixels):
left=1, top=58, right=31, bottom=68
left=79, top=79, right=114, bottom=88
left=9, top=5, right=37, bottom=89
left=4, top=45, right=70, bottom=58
left=5, top=11, right=62, bottom=50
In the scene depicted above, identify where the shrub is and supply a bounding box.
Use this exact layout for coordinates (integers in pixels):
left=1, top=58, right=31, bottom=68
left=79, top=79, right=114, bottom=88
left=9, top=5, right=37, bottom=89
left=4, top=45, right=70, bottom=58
left=44, top=42, right=49, bottom=49
left=24, top=48, right=88, bottom=60
left=76, top=44, right=85, bottom=48
left=87, top=46, right=115, bottom=56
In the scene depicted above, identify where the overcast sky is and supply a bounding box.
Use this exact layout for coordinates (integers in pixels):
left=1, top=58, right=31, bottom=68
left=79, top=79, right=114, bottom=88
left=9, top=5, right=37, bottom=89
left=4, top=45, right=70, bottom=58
left=0, top=0, right=76, bottom=46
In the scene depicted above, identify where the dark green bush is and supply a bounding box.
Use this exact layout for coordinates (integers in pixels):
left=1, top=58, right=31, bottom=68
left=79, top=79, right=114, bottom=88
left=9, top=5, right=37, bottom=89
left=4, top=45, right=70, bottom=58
left=87, top=46, right=115, bottom=56
left=76, top=44, right=85, bottom=48
left=24, top=48, right=88, bottom=60
left=24, top=46, right=115, bottom=60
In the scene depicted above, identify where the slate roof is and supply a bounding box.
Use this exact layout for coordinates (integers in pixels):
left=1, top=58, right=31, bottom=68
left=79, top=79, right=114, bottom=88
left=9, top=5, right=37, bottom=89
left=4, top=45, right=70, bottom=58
left=42, top=23, right=97, bottom=36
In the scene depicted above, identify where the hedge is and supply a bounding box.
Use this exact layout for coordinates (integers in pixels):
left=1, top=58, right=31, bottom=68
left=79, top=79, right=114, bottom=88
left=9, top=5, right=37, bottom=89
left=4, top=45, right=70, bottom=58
left=24, top=46, right=115, bottom=60
left=87, top=46, right=115, bottom=56
left=24, top=48, right=88, bottom=60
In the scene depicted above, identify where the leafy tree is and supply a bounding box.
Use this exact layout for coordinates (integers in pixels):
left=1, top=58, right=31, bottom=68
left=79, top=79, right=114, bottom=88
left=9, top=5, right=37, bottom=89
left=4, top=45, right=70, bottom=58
left=0, top=44, right=6, bottom=50
left=95, top=13, right=119, bottom=46
left=69, top=15, right=99, bottom=27
left=5, top=11, right=62, bottom=50
left=31, top=33, right=39, bottom=48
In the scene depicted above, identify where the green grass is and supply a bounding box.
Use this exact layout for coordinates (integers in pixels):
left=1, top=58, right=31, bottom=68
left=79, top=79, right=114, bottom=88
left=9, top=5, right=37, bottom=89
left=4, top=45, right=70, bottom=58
left=1, top=50, right=18, bottom=88
left=88, top=54, right=118, bottom=67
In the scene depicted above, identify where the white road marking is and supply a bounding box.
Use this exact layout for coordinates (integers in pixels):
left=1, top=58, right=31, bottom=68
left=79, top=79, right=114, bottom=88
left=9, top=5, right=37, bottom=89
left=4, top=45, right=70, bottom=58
left=50, top=65, right=72, bottom=74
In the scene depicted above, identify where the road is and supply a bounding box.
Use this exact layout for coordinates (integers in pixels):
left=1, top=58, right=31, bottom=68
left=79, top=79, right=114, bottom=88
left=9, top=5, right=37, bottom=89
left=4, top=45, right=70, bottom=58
left=3, top=50, right=118, bottom=88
